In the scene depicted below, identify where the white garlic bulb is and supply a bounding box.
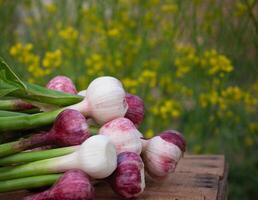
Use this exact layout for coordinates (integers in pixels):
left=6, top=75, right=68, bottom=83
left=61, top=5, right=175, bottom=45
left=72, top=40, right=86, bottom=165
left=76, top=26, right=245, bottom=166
left=86, top=77, right=128, bottom=125
left=99, top=117, right=143, bottom=154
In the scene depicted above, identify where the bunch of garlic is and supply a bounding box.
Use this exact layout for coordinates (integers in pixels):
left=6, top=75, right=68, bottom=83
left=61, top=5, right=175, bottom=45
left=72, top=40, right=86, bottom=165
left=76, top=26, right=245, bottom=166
left=24, top=75, right=185, bottom=199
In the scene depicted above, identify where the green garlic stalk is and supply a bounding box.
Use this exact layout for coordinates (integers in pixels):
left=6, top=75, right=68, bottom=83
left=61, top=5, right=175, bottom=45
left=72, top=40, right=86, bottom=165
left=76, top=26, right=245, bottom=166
left=0, top=135, right=117, bottom=180
left=0, top=174, right=62, bottom=192
left=0, top=146, right=78, bottom=166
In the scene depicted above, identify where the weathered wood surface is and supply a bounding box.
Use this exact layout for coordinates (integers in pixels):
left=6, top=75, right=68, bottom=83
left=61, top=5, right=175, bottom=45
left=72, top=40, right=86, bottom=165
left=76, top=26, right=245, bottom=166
left=0, top=155, right=228, bottom=200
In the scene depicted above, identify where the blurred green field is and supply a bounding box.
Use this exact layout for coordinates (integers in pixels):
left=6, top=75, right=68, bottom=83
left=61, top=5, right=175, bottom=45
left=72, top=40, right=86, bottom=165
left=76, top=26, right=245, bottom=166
left=0, top=0, right=257, bottom=199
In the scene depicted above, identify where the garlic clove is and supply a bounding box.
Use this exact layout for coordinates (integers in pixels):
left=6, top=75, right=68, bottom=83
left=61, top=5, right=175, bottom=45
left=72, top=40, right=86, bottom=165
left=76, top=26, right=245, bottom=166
left=109, top=152, right=145, bottom=199
left=125, top=93, right=145, bottom=127
left=99, top=117, right=142, bottom=154
left=78, top=135, right=117, bottom=179
left=86, top=76, right=128, bottom=125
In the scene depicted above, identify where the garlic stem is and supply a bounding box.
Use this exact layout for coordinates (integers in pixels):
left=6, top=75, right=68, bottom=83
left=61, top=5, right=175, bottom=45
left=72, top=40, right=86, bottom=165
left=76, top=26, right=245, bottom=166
left=0, top=135, right=117, bottom=180
left=0, top=174, right=62, bottom=193
left=0, top=146, right=78, bottom=166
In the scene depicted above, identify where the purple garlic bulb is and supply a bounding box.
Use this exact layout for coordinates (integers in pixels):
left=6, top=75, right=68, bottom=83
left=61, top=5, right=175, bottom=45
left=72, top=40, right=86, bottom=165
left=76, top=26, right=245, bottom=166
left=125, top=93, right=144, bottom=127
left=24, top=169, right=94, bottom=200
left=47, top=76, right=77, bottom=94
left=49, top=109, right=90, bottom=146
left=11, top=109, right=90, bottom=155
left=109, top=152, right=145, bottom=199
left=142, top=130, right=186, bottom=180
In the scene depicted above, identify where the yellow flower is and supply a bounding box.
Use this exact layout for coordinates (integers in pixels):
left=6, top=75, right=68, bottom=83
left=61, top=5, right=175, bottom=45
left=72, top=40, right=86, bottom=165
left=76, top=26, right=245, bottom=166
left=44, top=3, right=57, bottom=14
left=161, top=4, right=178, bottom=13
left=85, top=53, right=104, bottom=76
left=159, top=99, right=181, bottom=119
left=176, top=65, right=190, bottom=78
left=234, top=2, right=247, bottom=17
left=122, top=78, right=138, bottom=93
left=145, top=129, right=155, bottom=139
left=222, top=86, right=243, bottom=102
left=107, top=28, right=120, bottom=37
left=201, top=49, right=233, bottom=76
left=9, top=43, right=23, bottom=56
left=174, top=44, right=199, bottom=78
left=42, top=49, right=62, bottom=68
left=138, top=70, right=157, bottom=87
left=59, top=26, right=79, bottom=41
left=199, top=94, right=208, bottom=108
left=248, top=123, right=258, bottom=134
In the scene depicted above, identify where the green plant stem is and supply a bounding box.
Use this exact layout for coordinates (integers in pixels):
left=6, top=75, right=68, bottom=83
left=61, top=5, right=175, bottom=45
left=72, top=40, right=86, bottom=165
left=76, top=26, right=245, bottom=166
left=0, top=166, right=14, bottom=173
left=0, top=174, right=61, bottom=192
left=0, top=99, right=17, bottom=110
left=0, top=108, right=64, bottom=132
left=0, top=146, right=78, bottom=166
left=0, top=110, right=28, bottom=117
left=21, top=108, right=41, bottom=114
left=0, top=141, right=18, bottom=157
left=0, top=153, right=76, bottom=180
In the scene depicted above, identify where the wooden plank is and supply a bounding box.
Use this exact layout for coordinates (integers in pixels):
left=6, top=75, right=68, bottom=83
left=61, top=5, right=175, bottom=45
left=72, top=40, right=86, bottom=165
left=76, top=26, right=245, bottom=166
left=95, top=182, right=206, bottom=200
left=176, top=155, right=225, bottom=178
left=146, top=173, right=219, bottom=200
left=0, top=155, right=227, bottom=200
left=218, top=163, right=229, bottom=200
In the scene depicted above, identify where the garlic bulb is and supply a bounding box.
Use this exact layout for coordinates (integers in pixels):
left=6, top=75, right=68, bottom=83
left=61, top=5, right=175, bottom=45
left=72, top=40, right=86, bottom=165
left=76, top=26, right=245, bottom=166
left=99, top=117, right=143, bottom=154
left=24, top=170, right=94, bottom=200
left=46, top=75, right=77, bottom=94
left=109, top=152, right=145, bottom=198
left=77, top=135, right=117, bottom=179
left=125, top=93, right=145, bottom=127
left=86, top=76, right=128, bottom=125
left=142, top=130, right=186, bottom=179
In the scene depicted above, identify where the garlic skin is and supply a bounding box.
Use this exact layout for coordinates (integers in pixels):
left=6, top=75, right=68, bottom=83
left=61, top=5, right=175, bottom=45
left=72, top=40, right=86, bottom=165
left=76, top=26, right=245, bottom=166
left=46, top=76, right=77, bottom=94
left=99, top=117, right=142, bottom=154
left=125, top=93, right=145, bottom=127
left=142, top=130, right=186, bottom=180
left=85, top=76, right=128, bottom=125
left=77, top=135, right=117, bottom=179
left=109, top=152, right=145, bottom=199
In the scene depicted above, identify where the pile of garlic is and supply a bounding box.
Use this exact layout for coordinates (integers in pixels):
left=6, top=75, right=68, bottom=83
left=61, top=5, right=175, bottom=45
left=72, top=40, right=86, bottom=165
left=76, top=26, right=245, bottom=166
left=77, top=76, right=186, bottom=198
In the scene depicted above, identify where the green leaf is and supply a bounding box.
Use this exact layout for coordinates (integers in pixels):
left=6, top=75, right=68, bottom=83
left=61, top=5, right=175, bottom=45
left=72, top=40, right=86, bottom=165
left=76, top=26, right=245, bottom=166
left=0, top=58, right=83, bottom=106
left=0, top=58, right=26, bottom=89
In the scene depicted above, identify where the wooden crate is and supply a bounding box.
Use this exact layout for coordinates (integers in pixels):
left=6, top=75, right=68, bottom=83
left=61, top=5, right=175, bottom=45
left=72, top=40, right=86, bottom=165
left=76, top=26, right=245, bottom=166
left=0, top=155, right=228, bottom=200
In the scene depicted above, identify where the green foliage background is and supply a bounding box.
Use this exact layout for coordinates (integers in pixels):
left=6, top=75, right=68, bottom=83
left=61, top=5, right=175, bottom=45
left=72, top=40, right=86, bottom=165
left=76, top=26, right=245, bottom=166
left=0, top=0, right=257, bottom=199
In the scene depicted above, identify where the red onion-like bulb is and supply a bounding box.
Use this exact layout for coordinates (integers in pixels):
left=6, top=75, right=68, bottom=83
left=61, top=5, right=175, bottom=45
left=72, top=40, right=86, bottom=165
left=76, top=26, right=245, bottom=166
left=125, top=93, right=145, bottom=127
left=24, top=169, right=94, bottom=200
left=11, top=109, right=90, bottom=154
left=99, top=117, right=143, bottom=154
left=142, top=130, right=186, bottom=180
left=46, top=76, right=77, bottom=94
left=48, top=109, right=90, bottom=146
left=109, top=152, right=145, bottom=199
